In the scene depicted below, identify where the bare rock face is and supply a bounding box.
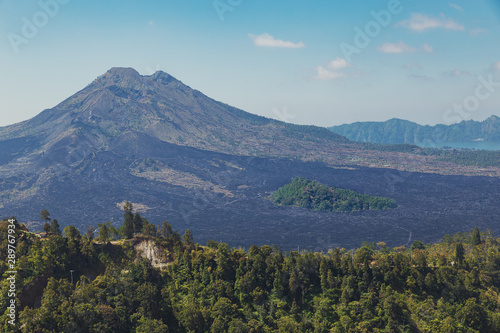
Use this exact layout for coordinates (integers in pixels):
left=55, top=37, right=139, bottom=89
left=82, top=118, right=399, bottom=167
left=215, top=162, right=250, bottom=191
left=133, top=238, right=168, bottom=267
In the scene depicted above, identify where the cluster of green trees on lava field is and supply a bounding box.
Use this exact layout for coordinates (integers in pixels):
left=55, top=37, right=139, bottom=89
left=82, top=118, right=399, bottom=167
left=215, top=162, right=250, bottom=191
left=270, top=177, right=397, bottom=212
left=1, top=207, right=499, bottom=332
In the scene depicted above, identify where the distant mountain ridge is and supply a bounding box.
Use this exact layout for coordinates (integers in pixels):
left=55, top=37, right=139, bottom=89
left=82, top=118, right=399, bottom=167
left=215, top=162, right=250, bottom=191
left=329, top=116, right=500, bottom=146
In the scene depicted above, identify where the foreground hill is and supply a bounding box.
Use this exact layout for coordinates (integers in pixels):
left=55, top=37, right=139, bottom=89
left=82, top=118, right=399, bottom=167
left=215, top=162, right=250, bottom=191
left=3, top=218, right=499, bottom=333
left=329, top=116, right=500, bottom=147
left=1, top=68, right=500, bottom=250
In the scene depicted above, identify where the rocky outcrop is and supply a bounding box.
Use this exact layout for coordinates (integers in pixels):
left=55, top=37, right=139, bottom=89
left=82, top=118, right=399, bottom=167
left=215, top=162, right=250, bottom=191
left=133, top=237, right=168, bottom=267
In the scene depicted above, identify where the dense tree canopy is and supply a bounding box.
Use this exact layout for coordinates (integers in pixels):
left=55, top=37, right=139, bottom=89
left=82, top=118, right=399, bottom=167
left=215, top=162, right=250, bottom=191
left=270, top=177, right=397, bottom=212
left=1, top=214, right=499, bottom=332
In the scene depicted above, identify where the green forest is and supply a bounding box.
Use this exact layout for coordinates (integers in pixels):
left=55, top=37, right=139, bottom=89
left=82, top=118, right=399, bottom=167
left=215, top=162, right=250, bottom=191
left=2, top=207, right=500, bottom=332
left=269, top=177, right=398, bottom=212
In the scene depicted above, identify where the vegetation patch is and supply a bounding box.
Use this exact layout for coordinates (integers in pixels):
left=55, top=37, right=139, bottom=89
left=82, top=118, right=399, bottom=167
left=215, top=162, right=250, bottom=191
left=269, top=177, right=397, bottom=212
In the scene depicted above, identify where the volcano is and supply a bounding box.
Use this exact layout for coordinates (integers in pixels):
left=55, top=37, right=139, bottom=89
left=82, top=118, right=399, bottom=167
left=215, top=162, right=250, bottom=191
left=1, top=68, right=499, bottom=250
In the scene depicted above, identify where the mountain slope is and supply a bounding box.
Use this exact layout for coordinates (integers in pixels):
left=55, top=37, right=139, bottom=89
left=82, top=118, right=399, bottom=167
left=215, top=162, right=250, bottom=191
left=1, top=68, right=500, bottom=250
left=329, top=116, right=500, bottom=145
left=0, top=67, right=347, bottom=161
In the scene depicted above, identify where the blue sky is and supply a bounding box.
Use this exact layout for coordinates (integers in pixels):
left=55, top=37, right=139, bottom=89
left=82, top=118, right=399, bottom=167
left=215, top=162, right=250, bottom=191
left=1, top=0, right=499, bottom=127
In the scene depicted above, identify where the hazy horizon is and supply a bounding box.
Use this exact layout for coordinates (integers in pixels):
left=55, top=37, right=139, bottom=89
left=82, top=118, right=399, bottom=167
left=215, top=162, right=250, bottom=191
left=1, top=66, right=499, bottom=129
left=1, top=0, right=500, bottom=127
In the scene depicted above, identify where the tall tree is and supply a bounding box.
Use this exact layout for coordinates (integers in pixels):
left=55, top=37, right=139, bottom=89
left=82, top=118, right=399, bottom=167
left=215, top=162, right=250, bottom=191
left=142, top=222, right=156, bottom=237
left=86, top=226, right=95, bottom=241
left=121, top=216, right=134, bottom=240
left=40, top=209, right=50, bottom=223
left=63, top=225, right=80, bottom=239
left=160, top=221, right=173, bottom=239
left=50, top=219, right=62, bottom=236
left=455, top=243, right=465, bottom=267
left=121, top=202, right=134, bottom=239
left=411, top=240, right=425, bottom=250
left=43, top=222, right=51, bottom=235
left=97, top=222, right=111, bottom=242
left=123, top=201, right=133, bottom=214
left=133, top=213, right=144, bottom=234
left=471, top=227, right=481, bottom=246
left=182, top=229, right=194, bottom=247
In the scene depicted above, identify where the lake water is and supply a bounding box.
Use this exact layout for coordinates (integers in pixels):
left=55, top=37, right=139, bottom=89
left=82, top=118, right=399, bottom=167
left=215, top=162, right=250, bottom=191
left=417, top=141, right=500, bottom=151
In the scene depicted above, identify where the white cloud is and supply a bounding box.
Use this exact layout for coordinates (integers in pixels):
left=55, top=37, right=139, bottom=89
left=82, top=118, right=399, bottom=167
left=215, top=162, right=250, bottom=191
left=328, top=57, right=351, bottom=69
left=313, top=66, right=346, bottom=80
left=272, top=106, right=296, bottom=122
left=491, top=62, right=500, bottom=71
left=249, top=33, right=305, bottom=48
left=378, top=42, right=433, bottom=54
left=443, top=69, right=471, bottom=77
left=449, top=3, right=464, bottom=11
left=313, top=58, right=352, bottom=80
left=422, top=44, right=434, bottom=53
left=397, top=13, right=465, bottom=32
left=377, top=42, right=416, bottom=54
